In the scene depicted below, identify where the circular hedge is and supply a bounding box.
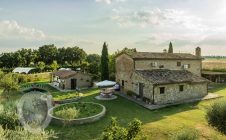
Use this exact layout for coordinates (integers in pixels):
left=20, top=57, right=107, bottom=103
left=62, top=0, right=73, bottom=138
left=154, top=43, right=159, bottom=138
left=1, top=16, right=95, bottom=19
left=48, top=102, right=106, bottom=125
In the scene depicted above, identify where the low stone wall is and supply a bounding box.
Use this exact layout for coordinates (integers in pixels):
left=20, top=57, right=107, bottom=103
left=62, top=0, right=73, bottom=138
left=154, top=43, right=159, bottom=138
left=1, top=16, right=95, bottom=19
left=48, top=102, right=106, bottom=126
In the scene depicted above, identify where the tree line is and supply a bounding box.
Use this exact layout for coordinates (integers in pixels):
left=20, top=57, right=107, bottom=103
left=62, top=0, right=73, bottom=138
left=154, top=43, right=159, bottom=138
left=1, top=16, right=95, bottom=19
left=0, top=44, right=86, bottom=69
left=0, top=43, right=137, bottom=81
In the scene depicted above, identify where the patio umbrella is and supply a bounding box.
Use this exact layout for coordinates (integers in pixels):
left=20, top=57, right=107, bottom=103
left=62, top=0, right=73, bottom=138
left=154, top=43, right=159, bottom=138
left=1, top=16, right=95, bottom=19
left=96, top=80, right=116, bottom=87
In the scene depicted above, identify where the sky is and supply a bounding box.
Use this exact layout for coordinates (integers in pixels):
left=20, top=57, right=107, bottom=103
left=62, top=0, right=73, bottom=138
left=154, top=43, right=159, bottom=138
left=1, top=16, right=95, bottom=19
left=0, top=0, right=226, bottom=55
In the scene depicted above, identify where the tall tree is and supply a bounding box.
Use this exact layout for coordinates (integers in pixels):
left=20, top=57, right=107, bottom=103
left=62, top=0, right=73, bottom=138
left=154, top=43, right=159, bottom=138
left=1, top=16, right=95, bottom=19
left=0, top=53, right=17, bottom=68
left=38, top=44, right=58, bottom=64
left=101, top=42, right=109, bottom=80
left=86, top=54, right=100, bottom=76
left=64, top=47, right=86, bottom=66
left=168, top=42, right=173, bottom=53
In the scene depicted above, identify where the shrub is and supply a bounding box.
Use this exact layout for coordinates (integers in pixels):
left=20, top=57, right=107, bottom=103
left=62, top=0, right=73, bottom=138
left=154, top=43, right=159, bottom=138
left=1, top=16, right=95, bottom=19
left=0, top=101, right=20, bottom=130
left=127, top=118, right=142, bottom=140
left=0, top=73, right=19, bottom=94
left=99, top=117, right=147, bottom=140
left=55, top=107, right=80, bottom=120
left=171, top=128, right=199, bottom=140
left=0, top=125, right=56, bottom=140
left=17, top=74, right=28, bottom=83
left=127, top=90, right=136, bottom=97
left=206, top=99, right=226, bottom=134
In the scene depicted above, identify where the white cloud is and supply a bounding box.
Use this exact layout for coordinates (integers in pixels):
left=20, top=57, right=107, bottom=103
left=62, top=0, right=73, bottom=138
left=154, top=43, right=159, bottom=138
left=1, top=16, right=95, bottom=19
left=111, top=8, right=208, bottom=31
left=0, top=20, right=46, bottom=40
left=95, top=0, right=125, bottom=5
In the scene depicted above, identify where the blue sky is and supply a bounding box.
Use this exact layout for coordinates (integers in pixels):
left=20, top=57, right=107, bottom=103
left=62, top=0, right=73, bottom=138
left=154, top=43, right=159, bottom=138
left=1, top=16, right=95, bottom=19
left=0, top=0, right=226, bottom=55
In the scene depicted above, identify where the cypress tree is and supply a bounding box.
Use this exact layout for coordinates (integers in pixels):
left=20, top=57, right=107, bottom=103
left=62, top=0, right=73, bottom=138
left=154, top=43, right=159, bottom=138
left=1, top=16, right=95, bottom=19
left=101, top=42, right=109, bottom=80
left=168, top=42, right=173, bottom=53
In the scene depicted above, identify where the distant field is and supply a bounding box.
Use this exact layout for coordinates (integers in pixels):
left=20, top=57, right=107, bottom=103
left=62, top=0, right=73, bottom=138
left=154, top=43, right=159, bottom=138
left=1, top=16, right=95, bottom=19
left=23, top=72, right=51, bottom=82
left=203, top=58, right=226, bottom=71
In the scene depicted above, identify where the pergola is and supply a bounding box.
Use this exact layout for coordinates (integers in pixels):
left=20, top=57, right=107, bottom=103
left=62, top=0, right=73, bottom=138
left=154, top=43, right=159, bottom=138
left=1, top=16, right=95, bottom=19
left=202, top=71, right=226, bottom=83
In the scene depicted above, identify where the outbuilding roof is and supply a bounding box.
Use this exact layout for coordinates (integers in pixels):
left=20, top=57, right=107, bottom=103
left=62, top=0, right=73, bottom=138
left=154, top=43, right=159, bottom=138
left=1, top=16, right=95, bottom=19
left=132, top=52, right=201, bottom=60
left=53, top=70, right=77, bottom=79
left=135, top=69, right=209, bottom=85
left=12, top=67, right=36, bottom=74
left=53, top=70, right=91, bottom=79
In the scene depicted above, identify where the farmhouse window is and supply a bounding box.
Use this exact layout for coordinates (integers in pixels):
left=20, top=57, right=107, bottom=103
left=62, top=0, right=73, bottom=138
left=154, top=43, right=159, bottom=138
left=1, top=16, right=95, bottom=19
left=160, top=87, right=165, bottom=94
left=151, top=62, right=158, bottom=67
left=177, top=62, right=181, bottom=67
left=179, top=85, right=184, bottom=92
left=183, top=64, right=189, bottom=69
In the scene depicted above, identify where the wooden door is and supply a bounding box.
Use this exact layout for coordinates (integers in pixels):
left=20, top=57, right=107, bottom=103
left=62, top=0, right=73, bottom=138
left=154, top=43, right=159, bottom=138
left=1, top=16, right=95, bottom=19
left=139, top=83, right=144, bottom=98
left=71, top=79, right=77, bottom=89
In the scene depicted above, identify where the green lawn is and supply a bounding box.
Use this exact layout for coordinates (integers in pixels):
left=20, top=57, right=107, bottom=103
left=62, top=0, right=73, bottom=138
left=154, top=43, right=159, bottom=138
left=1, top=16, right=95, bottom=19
left=1, top=83, right=226, bottom=140
left=48, top=83, right=226, bottom=140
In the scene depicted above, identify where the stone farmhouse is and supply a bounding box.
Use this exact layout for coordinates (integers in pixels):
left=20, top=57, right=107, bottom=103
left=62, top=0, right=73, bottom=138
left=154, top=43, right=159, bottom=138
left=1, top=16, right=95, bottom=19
left=116, top=47, right=209, bottom=105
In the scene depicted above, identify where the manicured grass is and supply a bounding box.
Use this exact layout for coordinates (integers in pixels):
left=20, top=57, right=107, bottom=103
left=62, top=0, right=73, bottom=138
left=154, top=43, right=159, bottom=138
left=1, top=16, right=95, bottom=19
left=47, top=84, right=226, bottom=140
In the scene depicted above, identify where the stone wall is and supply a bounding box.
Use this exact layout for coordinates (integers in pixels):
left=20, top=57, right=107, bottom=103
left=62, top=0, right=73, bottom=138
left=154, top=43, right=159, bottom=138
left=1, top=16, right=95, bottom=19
left=135, top=59, right=202, bottom=76
left=131, top=72, right=208, bottom=105
left=116, top=54, right=134, bottom=90
left=64, top=73, right=92, bottom=89
left=131, top=72, right=153, bottom=100
left=48, top=102, right=106, bottom=126
left=153, top=83, right=208, bottom=105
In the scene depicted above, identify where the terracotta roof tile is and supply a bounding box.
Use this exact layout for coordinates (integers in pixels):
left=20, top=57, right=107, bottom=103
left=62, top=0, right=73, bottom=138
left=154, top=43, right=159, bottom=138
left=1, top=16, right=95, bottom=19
left=53, top=70, right=77, bottom=79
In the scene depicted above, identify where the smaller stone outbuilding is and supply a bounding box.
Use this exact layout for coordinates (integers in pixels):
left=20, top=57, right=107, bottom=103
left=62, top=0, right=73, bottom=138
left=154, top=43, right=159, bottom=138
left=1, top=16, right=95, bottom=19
left=131, top=69, right=209, bottom=105
left=51, top=70, right=92, bottom=90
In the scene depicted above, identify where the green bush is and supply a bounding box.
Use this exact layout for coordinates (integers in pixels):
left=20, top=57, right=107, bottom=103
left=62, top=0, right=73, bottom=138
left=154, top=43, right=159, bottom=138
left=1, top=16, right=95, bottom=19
left=0, top=100, right=19, bottom=130
left=17, top=74, right=28, bottom=83
left=55, top=107, right=80, bottom=120
left=0, top=125, right=56, bottom=140
left=99, top=117, right=147, bottom=140
left=171, top=128, right=199, bottom=140
left=0, top=113, right=19, bottom=130
left=127, top=90, right=136, bottom=97
left=206, top=99, right=226, bottom=134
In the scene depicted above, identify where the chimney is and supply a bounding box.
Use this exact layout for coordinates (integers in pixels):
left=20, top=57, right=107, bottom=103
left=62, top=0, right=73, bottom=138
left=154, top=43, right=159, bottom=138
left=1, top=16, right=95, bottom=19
left=195, top=47, right=201, bottom=57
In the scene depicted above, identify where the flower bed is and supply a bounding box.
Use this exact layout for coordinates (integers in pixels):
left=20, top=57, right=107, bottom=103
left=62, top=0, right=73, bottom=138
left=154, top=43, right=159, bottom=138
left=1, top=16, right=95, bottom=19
left=48, top=102, right=106, bottom=125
